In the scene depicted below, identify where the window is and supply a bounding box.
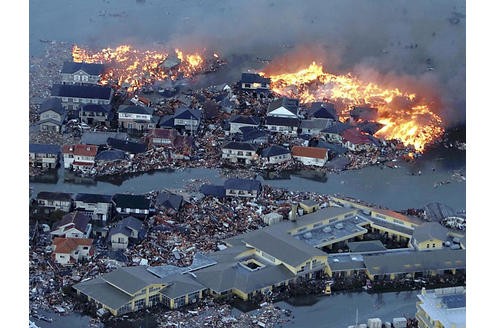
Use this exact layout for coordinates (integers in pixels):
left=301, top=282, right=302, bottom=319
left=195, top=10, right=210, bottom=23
left=426, top=243, right=430, bottom=248
left=134, top=298, right=145, bottom=310
left=74, top=75, right=81, bottom=81
left=174, top=296, right=186, bottom=308
left=244, top=83, right=251, bottom=88
left=82, top=75, right=88, bottom=82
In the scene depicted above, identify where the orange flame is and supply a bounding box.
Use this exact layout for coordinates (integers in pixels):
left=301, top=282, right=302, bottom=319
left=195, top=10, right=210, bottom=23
left=262, top=62, right=444, bottom=152
left=71, top=44, right=207, bottom=92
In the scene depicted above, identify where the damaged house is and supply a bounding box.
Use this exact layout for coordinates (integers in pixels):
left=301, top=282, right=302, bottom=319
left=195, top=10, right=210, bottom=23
left=221, top=141, right=259, bottom=165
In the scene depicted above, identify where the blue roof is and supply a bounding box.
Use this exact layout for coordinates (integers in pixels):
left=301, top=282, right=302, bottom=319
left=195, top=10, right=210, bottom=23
left=39, top=98, right=65, bottom=115
left=117, top=105, right=153, bottom=115
left=95, top=149, right=129, bottom=161
left=51, top=84, right=113, bottom=100
left=199, top=185, right=226, bottom=198
left=230, top=115, right=260, bottom=125
left=81, top=104, right=112, bottom=113
left=159, top=115, right=175, bottom=128
left=155, top=191, right=183, bottom=211
left=265, top=116, right=300, bottom=127
left=109, top=216, right=144, bottom=238
left=74, top=193, right=113, bottom=204
left=107, top=138, right=147, bottom=154
left=174, top=107, right=202, bottom=120
left=240, top=73, right=270, bottom=84
left=222, top=141, right=258, bottom=151
left=224, top=178, right=261, bottom=191
left=29, top=143, right=61, bottom=154
left=61, top=61, right=105, bottom=75
left=242, top=130, right=268, bottom=142
left=261, top=145, right=290, bottom=158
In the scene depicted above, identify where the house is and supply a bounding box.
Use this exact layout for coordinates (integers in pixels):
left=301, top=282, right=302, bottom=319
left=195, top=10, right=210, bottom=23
left=199, top=185, right=226, bottom=198
left=410, top=222, right=450, bottom=251
left=342, top=128, right=375, bottom=151
left=321, top=122, right=352, bottom=143
left=239, top=72, right=270, bottom=91
left=51, top=84, right=113, bottom=111
left=264, top=116, right=299, bottom=135
left=61, top=61, right=105, bottom=85
left=107, top=138, right=147, bottom=155
left=300, top=118, right=331, bottom=135
left=261, top=145, right=291, bottom=164
left=95, top=149, right=129, bottom=163
left=52, top=237, right=94, bottom=266
left=79, top=104, right=112, bottom=126
left=74, top=193, right=113, bottom=221
left=62, top=144, right=99, bottom=171
left=291, top=146, right=328, bottom=167
left=224, top=178, right=262, bottom=198
left=112, top=194, right=151, bottom=219
left=241, top=128, right=269, bottom=145
left=146, top=128, right=178, bottom=148
left=36, top=191, right=73, bottom=213
left=37, top=98, right=66, bottom=132
left=81, top=131, right=128, bottom=146
left=416, top=287, right=466, bottom=328
left=229, top=115, right=260, bottom=134
left=29, top=144, right=60, bottom=169
left=108, top=216, right=145, bottom=250
left=221, top=141, right=258, bottom=165
left=266, top=97, right=299, bottom=118
left=117, top=105, right=157, bottom=131
left=307, top=102, right=338, bottom=120
left=155, top=191, right=183, bottom=214
left=173, top=107, right=202, bottom=132
left=51, top=211, right=93, bottom=238
left=350, top=106, right=378, bottom=121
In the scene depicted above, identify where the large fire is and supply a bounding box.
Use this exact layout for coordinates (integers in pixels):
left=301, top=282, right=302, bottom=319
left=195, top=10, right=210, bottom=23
left=261, top=62, right=444, bottom=152
left=72, top=44, right=210, bottom=91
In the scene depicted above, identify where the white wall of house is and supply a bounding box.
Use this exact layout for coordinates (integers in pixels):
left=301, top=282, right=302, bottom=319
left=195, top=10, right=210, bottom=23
left=174, top=118, right=199, bottom=130
left=266, top=125, right=297, bottom=135
left=226, top=189, right=258, bottom=198
left=74, top=201, right=112, bottom=221
left=111, top=233, right=129, bottom=250
left=116, top=207, right=149, bottom=215
left=55, top=252, right=71, bottom=265
left=30, top=153, right=59, bottom=169
left=118, top=112, right=152, bottom=121
left=265, top=153, right=291, bottom=164
left=221, top=149, right=256, bottom=164
left=293, top=156, right=328, bottom=167
left=62, top=71, right=100, bottom=85
left=63, top=154, right=75, bottom=168
left=38, top=199, right=72, bottom=212
left=40, top=110, right=62, bottom=122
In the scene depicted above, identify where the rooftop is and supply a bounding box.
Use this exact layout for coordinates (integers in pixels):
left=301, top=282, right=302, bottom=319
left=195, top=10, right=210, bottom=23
left=240, top=72, right=270, bottom=84
left=417, top=287, right=466, bottom=328
left=51, top=84, right=113, bottom=100
left=291, top=146, right=328, bottom=159
left=29, top=143, right=61, bottom=155
left=224, top=178, right=261, bottom=191
left=61, top=61, right=105, bottom=75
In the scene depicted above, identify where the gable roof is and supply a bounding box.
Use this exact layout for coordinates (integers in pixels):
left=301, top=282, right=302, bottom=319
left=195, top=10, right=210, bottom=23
left=36, top=191, right=72, bottom=202
left=53, top=211, right=92, bottom=231
left=51, top=84, right=113, bottom=100
left=224, top=178, right=261, bottom=191
left=81, top=104, right=112, bottom=113
left=107, top=138, right=147, bottom=154
left=29, top=143, right=61, bottom=155
left=95, top=149, right=129, bottom=162
left=73, top=277, right=133, bottom=310
left=308, top=102, right=337, bottom=120
left=113, top=194, right=150, bottom=210
left=267, top=97, right=299, bottom=114
left=62, top=144, right=98, bottom=157
left=102, top=266, right=163, bottom=295
left=117, top=105, right=154, bottom=115
left=80, top=131, right=128, bottom=146
left=413, top=222, right=450, bottom=243
left=222, top=141, right=258, bottom=151
left=52, top=237, right=93, bottom=253
left=230, top=115, right=261, bottom=125
left=240, top=73, right=270, bottom=84
left=242, top=129, right=268, bottom=143
left=109, top=216, right=144, bottom=238
left=342, top=128, right=373, bottom=145
left=363, top=249, right=466, bottom=276
left=265, top=116, right=300, bottom=127
left=61, top=61, right=105, bottom=75
left=148, top=128, right=177, bottom=140
left=300, top=118, right=331, bottom=130
left=321, top=121, right=352, bottom=134
left=159, top=115, right=175, bottom=128
left=39, top=98, right=65, bottom=115
left=261, top=145, right=291, bottom=158
left=74, top=193, right=113, bottom=204
left=291, top=146, right=328, bottom=159
left=155, top=191, right=183, bottom=211
left=199, top=185, right=226, bottom=198
left=174, top=107, right=202, bottom=120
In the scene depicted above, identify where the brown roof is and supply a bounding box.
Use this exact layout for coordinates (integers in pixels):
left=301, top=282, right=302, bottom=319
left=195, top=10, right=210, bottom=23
left=62, top=144, right=98, bottom=157
left=291, top=146, right=327, bottom=159
left=52, top=237, right=93, bottom=253
left=372, top=208, right=423, bottom=226
left=149, top=128, right=177, bottom=140
left=342, top=128, right=372, bottom=145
